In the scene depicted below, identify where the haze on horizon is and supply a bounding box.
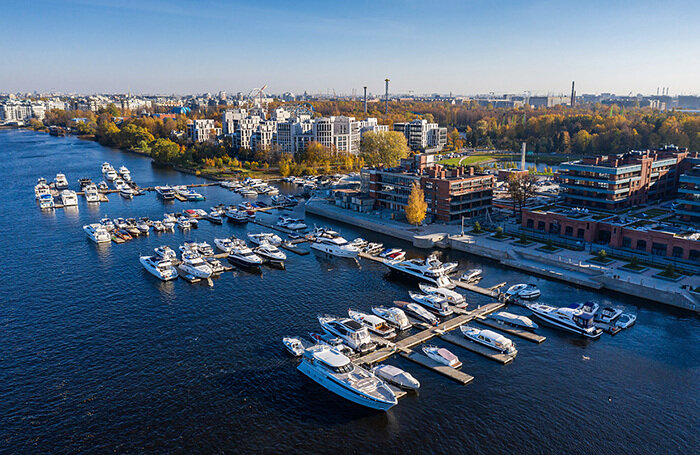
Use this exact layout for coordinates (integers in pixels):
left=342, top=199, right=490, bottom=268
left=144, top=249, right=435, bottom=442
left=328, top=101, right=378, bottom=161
left=3, top=0, right=699, bottom=96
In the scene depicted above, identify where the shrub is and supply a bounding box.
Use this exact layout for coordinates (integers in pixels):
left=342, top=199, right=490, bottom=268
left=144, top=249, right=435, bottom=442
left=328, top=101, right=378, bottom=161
left=664, top=263, right=675, bottom=275
left=630, top=256, right=639, bottom=267
left=473, top=221, right=482, bottom=233
left=495, top=227, right=504, bottom=238
left=520, top=233, right=527, bottom=243
left=596, top=249, right=607, bottom=259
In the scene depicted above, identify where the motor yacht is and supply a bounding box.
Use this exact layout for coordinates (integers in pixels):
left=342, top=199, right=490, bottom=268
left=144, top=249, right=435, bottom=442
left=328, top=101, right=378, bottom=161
left=254, top=241, right=287, bottom=265
left=283, top=336, right=305, bottom=357
left=248, top=232, right=283, bottom=246
left=371, top=365, right=420, bottom=391
left=39, top=193, right=55, bottom=209
left=318, top=315, right=377, bottom=354
left=227, top=239, right=263, bottom=268
left=364, top=242, right=384, bottom=255
left=297, top=345, right=397, bottom=411
left=226, top=208, right=248, bottom=223
left=205, top=257, right=226, bottom=274
left=418, top=283, right=466, bottom=307
left=152, top=221, right=166, bottom=232
left=54, top=173, right=69, bottom=189
left=310, top=227, right=359, bottom=258
left=60, top=190, right=78, bottom=206
left=78, top=178, right=93, bottom=190
left=155, top=186, right=176, bottom=200
left=348, top=309, right=396, bottom=339
left=114, top=178, right=125, bottom=187
left=178, top=188, right=205, bottom=201
left=371, top=306, right=412, bottom=331
left=178, top=250, right=213, bottom=279
left=460, top=325, right=517, bottom=355
left=393, top=301, right=439, bottom=325
left=379, top=248, right=406, bottom=261
left=114, top=217, right=128, bottom=229
left=615, top=313, right=636, bottom=329
left=35, top=179, right=51, bottom=199
left=240, top=188, right=258, bottom=198
left=83, top=223, right=112, bottom=243
left=506, top=283, right=541, bottom=299
left=140, top=255, right=178, bottom=281
left=105, top=168, right=118, bottom=181
left=384, top=257, right=453, bottom=288
left=408, top=291, right=453, bottom=317
left=205, top=211, right=223, bottom=224
left=488, top=311, right=539, bottom=331
left=277, top=216, right=307, bottom=231
left=460, top=268, right=483, bottom=283
left=308, top=332, right=354, bottom=357
left=84, top=184, right=100, bottom=203
left=100, top=216, right=115, bottom=231
left=118, top=166, right=131, bottom=181
left=97, top=181, right=109, bottom=191
left=214, top=237, right=235, bottom=253
left=195, top=242, right=214, bottom=256
left=350, top=238, right=369, bottom=249
left=177, top=217, right=191, bottom=229
left=119, top=185, right=134, bottom=199
left=101, top=162, right=113, bottom=174
left=422, top=345, right=462, bottom=368
left=527, top=303, right=602, bottom=339
left=594, top=306, right=624, bottom=324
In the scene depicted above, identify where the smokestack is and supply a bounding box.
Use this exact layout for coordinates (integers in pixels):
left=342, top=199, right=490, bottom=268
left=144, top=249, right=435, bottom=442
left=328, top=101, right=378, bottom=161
left=363, top=86, right=367, bottom=114
left=521, top=142, right=526, bottom=171
left=385, top=78, right=390, bottom=115
left=657, top=87, right=659, bottom=96
left=570, top=81, right=575, bottom=107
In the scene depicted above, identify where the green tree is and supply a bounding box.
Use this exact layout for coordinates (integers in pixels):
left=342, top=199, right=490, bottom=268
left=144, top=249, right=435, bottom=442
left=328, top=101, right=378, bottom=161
left=404, top=182, right=427, bottom=226
left=506, top=173, right=538, bottom=219
left=150, top=138, right=181, bottom=163
left=360, top=131, right=410, bottom=167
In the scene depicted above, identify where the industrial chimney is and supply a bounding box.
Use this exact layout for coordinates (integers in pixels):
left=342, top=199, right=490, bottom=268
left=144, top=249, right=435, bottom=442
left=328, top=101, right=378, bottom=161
left=570, top=81, right=576, bottom=107
left=363, top=86, right=367, bottom=114
left=385, top=78, right=390, bottom=115
left=521, top=142, right=527, bottom=171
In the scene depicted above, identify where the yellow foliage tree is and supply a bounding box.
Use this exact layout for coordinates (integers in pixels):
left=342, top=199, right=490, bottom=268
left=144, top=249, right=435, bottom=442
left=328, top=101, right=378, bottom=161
left=405, top=182, right=427, bottom=226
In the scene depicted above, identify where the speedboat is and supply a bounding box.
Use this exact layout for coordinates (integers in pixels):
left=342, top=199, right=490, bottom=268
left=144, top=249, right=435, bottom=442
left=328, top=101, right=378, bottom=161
left=39, top=193, right=55, bottom=209
left=371, top=306, right=412, bottom=331
left=154, top=245, right=177, bottom=260
left=384, top=257, right=453, bottom=288
left=205, top=211, right=223, bottom=224
left=84, top=184, right=100, bottom=203
left=35, top=179, right=51, bottom=199
left=178, top=250, right=213, bottom=279
left=460, top=268, right=483, bottom=283
left=118, top=166, right=131, bottom=181
left=527, top=303, right=602, bottom=339
left=60, top=190, right=78, bottom=206
left=205, top=257, right=226, bottom=274
left=310, top=227, right=359, bottom=258
left=371, top=365, right=420, bottom=391
left=214, top=237, right=235, bottom=253
left=113, top=217, right=127, bottom=229
left=152, top=221, right=166, bottom=232
left=594, top=307, right=624, bottom=324
left=226, top=208, right=248, bottom=223
left=283, top=336, right=305, bottom=357
left=177, top=217, right=191, bottom=229
left=489, top=311, right=538, bottom=331
left=140, top=255, right=178, bottom=281
left=155, top=186, right=176, bottom=200
left=308, top=332, right=354, bottom=357
left=114, top=229, right=132, bottom=241
left=195, top=242, right=214, bottom=256
left=119, top=185, right=134, bottom=199
left=460, top=326, right=517, bottom=355
left=179, top=188, right=205, bottom=201
left=615, top=313, right=637, bottom=329
left=318, top=315, right=377, bottom=354
left=100, top=216, right=115, bottom=231
left=136, top=221, right=150, bottom=235
left=348, top=309, right=396, bottom=339
left=248, top=232, right=283, bottom=246
left=277, top=216, right=307, bottom=231
left=228, top=239, right=264, bottom=268
left=422, top=345, right=462, bottom=368
left=83, top=224, right=111, bottom=243
left=506, top=283, right=541, bottom=299
left=394, top=301, right=439, bottom=325
left=419, top=283, right=466, bottom=307
left=297, top=345, right=397, bottom=411
left=254, top=241, right=287, bottom=265
left=54, top=173, right=69, bottom=189
left=408, top=291, right=453, bottom=317
left=379, top=248, right=406, bottom=261
left=105, top=169, right=118, bottom=181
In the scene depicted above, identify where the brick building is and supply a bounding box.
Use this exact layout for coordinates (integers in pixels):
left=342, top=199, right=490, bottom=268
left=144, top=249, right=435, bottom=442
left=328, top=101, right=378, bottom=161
left=677, top=163, right=700, bottom=222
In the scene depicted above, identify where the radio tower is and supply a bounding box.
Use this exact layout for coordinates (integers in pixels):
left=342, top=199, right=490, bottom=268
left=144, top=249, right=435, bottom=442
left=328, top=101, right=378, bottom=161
left=384, top=78, right=390, bottom=115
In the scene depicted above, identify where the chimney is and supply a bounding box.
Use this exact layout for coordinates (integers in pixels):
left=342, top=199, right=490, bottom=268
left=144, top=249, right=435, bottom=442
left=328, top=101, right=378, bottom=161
left=363, top=86, right=367, bottom=114
left=521, top=142, right=527, bottom=171
left=384, top=78, right=390, bottom=115
left=570, top=81, right=576, bottom=107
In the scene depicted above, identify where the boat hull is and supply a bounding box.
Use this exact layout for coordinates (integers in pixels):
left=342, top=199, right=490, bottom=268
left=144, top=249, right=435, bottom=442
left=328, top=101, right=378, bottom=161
left=529, top=310, right=601, bottom=339
left=310, top=243, right=359, bottom=258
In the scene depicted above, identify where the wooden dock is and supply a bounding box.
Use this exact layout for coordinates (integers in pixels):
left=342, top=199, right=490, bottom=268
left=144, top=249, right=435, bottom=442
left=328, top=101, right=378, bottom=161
left=280, top=242, right=310, bottom=255
left=474, top=317, right=547, bottom=343
left=358, top=252, right=385, bottom=263
left=399, top=351, right=474, bottom=384
left=439, top=332, right=515, bottom=364
left=452, top=279, right=507, bottom=299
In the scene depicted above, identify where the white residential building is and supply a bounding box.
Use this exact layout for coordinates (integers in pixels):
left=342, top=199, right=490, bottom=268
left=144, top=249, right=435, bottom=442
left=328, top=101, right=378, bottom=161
left=186, top=119, right=221, bottom=143
left=358, top=117, right=389, bottom=135
left=393, top=118, right=447, bottom=151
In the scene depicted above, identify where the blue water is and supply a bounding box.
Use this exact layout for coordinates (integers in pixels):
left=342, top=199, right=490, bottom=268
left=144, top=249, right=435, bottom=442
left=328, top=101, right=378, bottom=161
left=1, top=129, right=698, bottom=454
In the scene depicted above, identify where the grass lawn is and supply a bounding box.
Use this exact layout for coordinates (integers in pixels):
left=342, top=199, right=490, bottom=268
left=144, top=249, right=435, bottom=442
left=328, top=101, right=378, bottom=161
left=538, top=245, right=561, bottom=252
left=656, top=270, right=684, bottom=280
left=620, top=263, right=646, bottom=271
left=589, top=256, right=614, bottom=264
left=438, top=155, right=494, bottom=166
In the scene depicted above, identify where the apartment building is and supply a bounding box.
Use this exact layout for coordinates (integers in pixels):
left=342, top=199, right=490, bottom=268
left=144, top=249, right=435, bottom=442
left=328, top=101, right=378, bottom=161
left=312, top=116, right=360, bottom=154
left=677, top=163, right=700, bottom=222
left=0, top=100, right=46, bottom=124
left=186, top=119, right=221, bottom=143
left=393, top=119, right=447, bottom=151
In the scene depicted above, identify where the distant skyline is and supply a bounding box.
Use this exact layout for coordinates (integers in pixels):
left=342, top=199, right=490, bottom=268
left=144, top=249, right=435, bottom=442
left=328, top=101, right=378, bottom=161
left=3, top=0, right=700, bottom=96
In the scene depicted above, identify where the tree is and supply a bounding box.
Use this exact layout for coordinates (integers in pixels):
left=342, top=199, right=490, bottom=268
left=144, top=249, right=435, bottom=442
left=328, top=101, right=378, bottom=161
left=405, top=182, right=427, bottom=226
left=360, top=131, right=409, bottom=167
left=506, top=173, right=538, bottom=219
left=150, top=138, right=181, bottom=163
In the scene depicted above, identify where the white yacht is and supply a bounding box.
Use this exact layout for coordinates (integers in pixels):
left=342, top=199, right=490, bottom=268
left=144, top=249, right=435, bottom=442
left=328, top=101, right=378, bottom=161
left=254, top=241, right=287, bottom=264
left=39, top=193, right=55, bottom=209
left=277, top=216, right=307, bottom=231
left=118, top=166, right=131, bottom=181
left=371, top=306, right=412, bottom=331
left=394, top=301, right=439, bottom=325
left=101, top=162, right=113, bottom=174
left=119, top=185, right=134, bottom=199
left=460, top=268, right=483, bottom=283
left=154, top=245, right=177, bottom=260
left=178, top=250, right=213, bottom=279
left=297, top=345, right=397, bottom=411
left=54, top=173, right=69, bottom=189
left=60, top=190, right=78, bottom=206
left=408, top=291, right=453, bottom=317
left=155, top=186, right=176, bottom=200
left=527, top=303, right=602, bottom=339
left=140, top=255, right=178, bottom=281
left=248, top=232, right=283, bottom=246
left=419, top=283, right=466, bottom=307
left=318, top=315, right=377, bottom=353
left=506, top=283, right=541, bottom=299
left=422, top=345, right=462, bottom=368
left=214, top=237, right=235, bottom=253
left=105, top=168, right=118, bottom=181
left=283, top=336, right=305, bottom=357
left=615, top=313, right=636, bottom=329
left=460, top=326, right=517, bottom=355
left=177, top=217, right=191, bottom=229
left=371, top=365, right=420, bottom=391
left=195, top=242, right=214, bottom=256
left=228, top=239, right=263, bottom=268
left=84, top=184, right=100, bottom=203
left=310, top=227, right=359, bottom=258
left=594, top=307, right=624, bottom=324
left=348, top=309, right=396, bottom=339
left=240, top=188, right=258, bottom=198
left=225, top=208, right=248, bottom=223
left=35, top=179, right=51, bottom=199
left=384, top=257, right=453, bottom=288
left=488, top=311, right=539, bottom=331
left=83, top=223, right=111, bottom=243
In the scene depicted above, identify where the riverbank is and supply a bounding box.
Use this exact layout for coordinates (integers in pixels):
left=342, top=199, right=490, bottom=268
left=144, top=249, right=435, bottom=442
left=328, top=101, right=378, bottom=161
left=305, top=198, right=699, bottom=312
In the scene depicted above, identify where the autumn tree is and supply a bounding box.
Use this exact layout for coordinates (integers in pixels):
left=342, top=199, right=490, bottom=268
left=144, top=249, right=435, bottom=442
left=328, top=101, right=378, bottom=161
left=506, top=173, right=538, bottom=219
left=150, top=138, right=181, bottom=163
left=405, top=182, right=427, bottom=226
left=360, top=131, right=410, bottom=167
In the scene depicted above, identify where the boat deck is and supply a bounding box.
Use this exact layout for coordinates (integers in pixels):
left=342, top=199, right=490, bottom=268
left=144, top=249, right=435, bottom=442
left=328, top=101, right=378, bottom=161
left=474, top=317, right=547, bottom=343
left=439, top=332, right=515, bottom=364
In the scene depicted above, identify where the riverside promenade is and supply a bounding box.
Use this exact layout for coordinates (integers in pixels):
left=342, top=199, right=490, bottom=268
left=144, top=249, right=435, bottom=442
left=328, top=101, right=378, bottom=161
left=305, top=198, right=700, bottom=312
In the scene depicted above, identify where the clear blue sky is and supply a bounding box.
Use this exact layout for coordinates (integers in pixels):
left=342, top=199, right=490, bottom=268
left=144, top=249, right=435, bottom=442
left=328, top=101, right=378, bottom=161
left=2, top=0, right=698, bottom=96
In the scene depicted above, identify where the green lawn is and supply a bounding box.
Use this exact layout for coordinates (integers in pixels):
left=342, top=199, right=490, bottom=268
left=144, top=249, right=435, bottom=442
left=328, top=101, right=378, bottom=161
left=438, top=155, right=494, bottom=166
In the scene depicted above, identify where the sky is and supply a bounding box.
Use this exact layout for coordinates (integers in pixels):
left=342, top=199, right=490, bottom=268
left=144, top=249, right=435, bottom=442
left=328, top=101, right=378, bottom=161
left=2, top=0, right=699, bottom=96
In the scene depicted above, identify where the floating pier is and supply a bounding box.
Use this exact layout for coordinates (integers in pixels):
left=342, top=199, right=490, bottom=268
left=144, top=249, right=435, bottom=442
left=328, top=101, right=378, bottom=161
left=399, top=351, right=474, bottom=384
left=451, top=279, right=507, bottom=299
left=474, top=317, right=546, bottom=343
left=439, top=332, right=515, bottom=364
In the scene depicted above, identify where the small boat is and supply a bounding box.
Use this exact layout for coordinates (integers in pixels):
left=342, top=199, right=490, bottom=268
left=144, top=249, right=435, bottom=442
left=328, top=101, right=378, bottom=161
left=318, top=315, right=377, bottom=354
left=140, top=255, right=178, bottom=281
left=54, top=173, right=69, bottom=189
left=100, top=216, right=115, bottom=231
left=136, top=220, right=150, bottom=235
left=393, top=301, right=439, bottom=326
left=60, top=190, right=78, bottom=206
left=97, top=181, right=109, bottom=191
left=78, top=177, right=93, bottom=190
left=39, top=193, right=55, bottom=209
left=460, top=325, right=517, bottom=355
left=114, top=229, right=132, bottom=241
left=177, top=217, right=191, bottom=229
left=408, top=291, right=453, bottom=317
left=283, top=336, right=305, bottom=357
left=419, top=283, right=466, bottom=307
left=379, top=248, right=406, bottom=261
left=506, top=283, right=541, bottom=299
left=228, top=239, right=264, bottom=268
left=422, top=345, right=461, bottom=368
left=594, top=307, right=624, bottom=324
left=615, top=313, right=636, bottom=329
left=460, top=268, right=483, bottom=283
left=214, top=237, right=235, bottom=253
left=248, top=232, right=283, bottom=246
left=205, top=257, right=226, bottom=274
left=225, top=208, right=248, bottom=223
left=489, top=311, right=538, bottom=331
left=371, top=306, right=412, bottom=330
left=152, top=221, right=166, bottom=232
left=178, top=250, right=213, bottom=279
left=371, top=365, right=420, bottom=391
left=307, top=332, right=354, bottom=356
left=254, top=241, right=287, bottom=265
left=348, top=308, right=396, bottom=339
left=83, top=224, right=111, bottom=243
left=155, top=186, right=176, bottom=200
left=205, top=211, right=223, bottom=224
left=118, top=166, right=131, bottom=181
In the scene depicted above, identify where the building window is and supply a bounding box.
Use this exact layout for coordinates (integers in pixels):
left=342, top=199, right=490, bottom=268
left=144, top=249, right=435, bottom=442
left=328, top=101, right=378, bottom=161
left=651, top=243, right=667, bottom=256
left=537, top=221, right=546, bottom=231
left=577, top=228, right=584, bottom=238
left=622, top=237, right=632, bottom=248
left=526, top=219, right=534, bottom=228
left=672, top=246, right=684, bottom=258
left=636, top=240, right=647, bottom=251
left=565, top=226, right=573, bottom=236
left=689, top=250, right=700, bottom=262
